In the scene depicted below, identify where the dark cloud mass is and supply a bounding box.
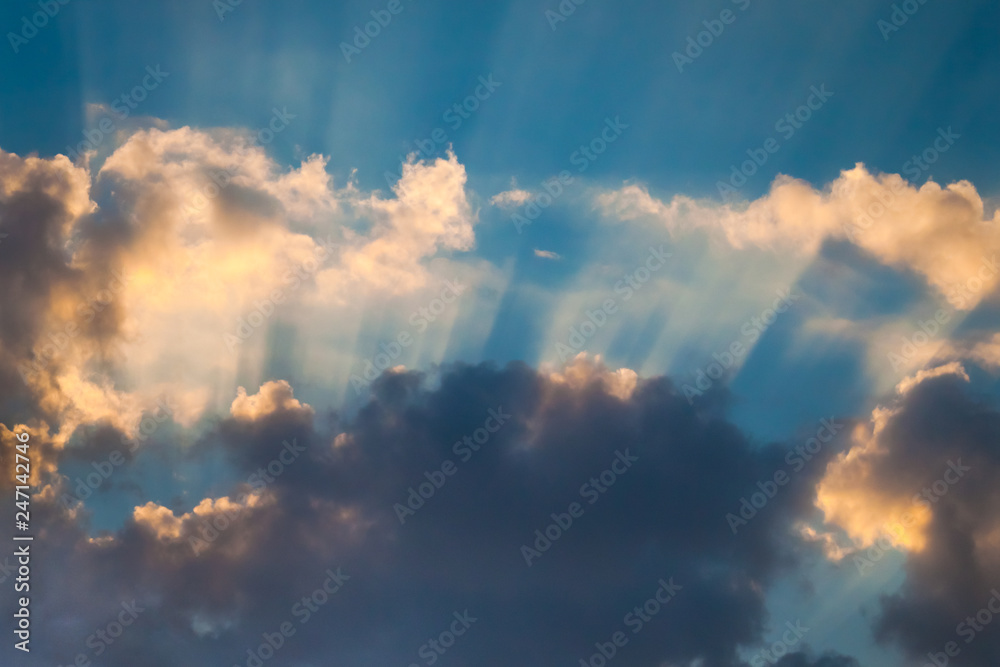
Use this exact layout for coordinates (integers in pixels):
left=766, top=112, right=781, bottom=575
left=862, top=376, right=1000, bottom=665
left=6, top=142, right=998, bottom=667
left=775, top=652, right=861, bottom=667
left=1, top=360, right=854, bottom=666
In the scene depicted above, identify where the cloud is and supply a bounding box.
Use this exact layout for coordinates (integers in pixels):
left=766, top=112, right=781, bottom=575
left=543, top=353, right=638, bottom=401
left=0, top=422, right=59, bottom=493
left=895, top=362, right=969, bottom=395
left=0, top=129, right=482, bottom=453
left=0, top=149, right=98, bottom=401
left=811, top=366, right=975, bottom=555
left=809, top=370, right=1000, bottom=663
left=4, top=120, right=998, bottom=666
left=230, top=380, right=314, bottom=422
left=533, top=248, right=561, bottom=260
left=968, top=335, right=1000, bottom=369
left=596, top=165, right=1000, bottom=309
left=133, top=493, right=269, bottom=544
left=489, top=187, right=532, bottom=209
left=945, top=332, right=1000, bottom=372
left=0, top=361, right=834, bottom=666
left=774, top=652, right=861, bottom=667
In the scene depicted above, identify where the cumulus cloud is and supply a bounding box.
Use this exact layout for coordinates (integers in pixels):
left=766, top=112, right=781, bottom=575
left=0, top=148, right=98, bottom=399
left=543, top=353, right=639, bottom=401
left=326, top=149, right=476, bottom=295
left=0, top=361, right=836, bottom=666
left=596, top=165, right=1000, bottom=309
left=0, top=422, right=59, bottom=493
left=945, top=332, right=1000, bottom=372
left=895, top=362, right=969, bottom=396
left=133, top=493, right=269, bottom=544
left=5, top=120, right=997, bottom=667
left=813, top=365, right=975, bottom=554
left=230, top=380, right=314, bottom=422
left=967, top=336, right=1000, bottom=370
left=0, top=129, right=481, bottom=456
left=809, top=370, right=1000, bottom=663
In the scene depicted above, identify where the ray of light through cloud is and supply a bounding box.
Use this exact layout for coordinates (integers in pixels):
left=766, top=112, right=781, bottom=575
left=1, top=1, right=1000, bottom=666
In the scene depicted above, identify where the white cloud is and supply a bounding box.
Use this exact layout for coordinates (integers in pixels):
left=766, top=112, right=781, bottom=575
left=895, top=361, right=968, bottom=395
left=490, top=188, right=532, bottom=209
left=230, top=380, right=313, bottom=422
left=596, top=165, right=1000, bottom=309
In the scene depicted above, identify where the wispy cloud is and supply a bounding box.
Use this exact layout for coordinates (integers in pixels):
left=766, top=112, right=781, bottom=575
left=533, top=248, right=561, bottom=260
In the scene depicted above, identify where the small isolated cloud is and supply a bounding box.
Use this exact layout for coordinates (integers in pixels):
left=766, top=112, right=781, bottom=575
left=533, top=248, right=561, bottom=260
left=230, top=380, right=314, bottom=422
left=490, top=188, right=532, bottom=209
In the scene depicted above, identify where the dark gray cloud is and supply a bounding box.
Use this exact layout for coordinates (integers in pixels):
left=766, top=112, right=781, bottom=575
left=859, top=375, right=1000, bottom=665
left=0, top=361, right=853, bottom=666
left=0, top=151, right=131, bottom=424
left=775, top=651, right=861, bottom=667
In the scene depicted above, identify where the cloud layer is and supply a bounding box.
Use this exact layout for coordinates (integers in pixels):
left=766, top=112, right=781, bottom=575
left=3, top=357, right=856, bottom=666
left=597, top=165, right=1000, bottom=309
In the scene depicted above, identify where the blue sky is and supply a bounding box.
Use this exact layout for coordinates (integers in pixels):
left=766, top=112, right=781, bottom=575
left=2, top=1, right=1000, bottom=666
left=3, top=0, right=998, bottom=194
